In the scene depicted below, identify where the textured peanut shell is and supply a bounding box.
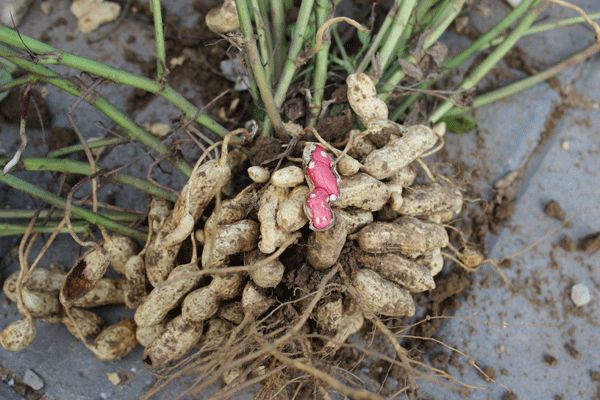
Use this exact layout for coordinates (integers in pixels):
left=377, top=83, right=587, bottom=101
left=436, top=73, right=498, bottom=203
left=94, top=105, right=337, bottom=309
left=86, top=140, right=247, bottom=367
left=205, top=0, right=239, bottom=33
left=352, top=269, right=415, bottom=317
left=348, top=130, right=376, bottom=160
left=398, top=183, right=463, bottom=217
left=134, top=263, right=200, bottom=327
left=202, top=318, right=233, bottom=348
left=0, top=319, right=35, bottom=351
left=202, top=219, right=259, bottom=268
left=145, top=160, right=230, bottom=285
left=4, top=268, right=65, bottom=293
left=258, top=185, right=289, bottom=254
left=246, top=250, right=285, bottom=288
left=91, top=320, right=137, bottom=361
left=334, top=173, right=390, bottom=211
left=271, top=165, right=304, bottom=188
left=363, top=125, right=437, bottom=180
left=207, top=184, right=258, bottom=226
left=337, top=155, right=361, bottom=176
left=387, top=165, right=417, bottom=187
left=353, top=251, right=435, bottom=293
left=248, top=166, right=270, bottom=183
left=346, top=73, right=388, bottom=125
left=325, top=309, right=364, bottom=351
left=182, top=286, right=219, bottom=323
left=417, top=248, right=444, bottom=276
left=342, top=208, right=373, bottom=233
left=219, top=302, right=244, bottom=324
left=276, top=185, right=309, bottom=232
left=71, top=278, right=125, bottom=308
left=61, top=248, right=110, bottom=304
left=103, top=234, right=138, bottom=275
left=19, top=288, right=61, bottom=318
left=242, top=282, right=274, bottom=317
left=355, top=217, right=448, bottom=257
left=123, top=255, right=147, bottom=309
left=144, top=315, right=203, bottom=367
left=62, top=308, right=103, bottom=338
left=307, top=210, right=349, bottom=270
left=136, top=323, right=166, bottom=347
left=314, top=298, right=343, bottom=333
left=148, top=198, right=172, bottom=233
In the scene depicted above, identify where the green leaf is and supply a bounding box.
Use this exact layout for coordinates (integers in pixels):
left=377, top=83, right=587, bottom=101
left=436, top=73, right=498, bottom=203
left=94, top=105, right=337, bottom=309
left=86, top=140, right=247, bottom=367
left=440, top=115, right=477, bottom=134
left=0, top=65, right=12, bottom=103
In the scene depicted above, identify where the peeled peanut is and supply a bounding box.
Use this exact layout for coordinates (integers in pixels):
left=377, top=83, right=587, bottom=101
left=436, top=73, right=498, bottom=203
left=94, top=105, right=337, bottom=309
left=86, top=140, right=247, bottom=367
left=307, top=210, right=349, bottom=270
left=205, top=0, right=240, bottom=34
left=334, top=173, right=390, bottom=211
left=258, top=185, right=289, bottom=254
left=363, top=125, right=438, bottom=180
left=277, top=185, right=309, bottom=232
left=246, top=250, right=285, bottom=288
left=91, top=320, right=137, bottom=361
left=103, top=234, right=138, bottom=275
left=61, top=247, right=110, bottom=304
left=353, top=251, right=435, bottom=293
left=271, top=165, right=304, bottom=188
left=136, top=323, right=166, bottom=347
left=351, top=269, right=415, bottom=317
left=355, top=217, right=448, bottom=257
left=248, top=166, right=270, bottom=183
left=346, top=73, right=388, bottom=125
left=202, top=219, right=259, bottom=268
left=0, top=319, right=35, bottom=351
left=62, top=308, right=103, bottom=338
left=144, top=315, right=203, bottom=367
left=135, top=263, right=200, bottom=327
left=71, top=278, right=125, bottom=308
left=398, top=183, right=463, bottom=217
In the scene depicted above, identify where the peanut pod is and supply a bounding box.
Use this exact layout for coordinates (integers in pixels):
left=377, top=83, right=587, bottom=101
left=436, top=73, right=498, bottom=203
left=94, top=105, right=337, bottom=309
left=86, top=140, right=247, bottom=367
left=202, top=219, right=259, bottom=269
left=398, top=183, right=463, bottom=217
left=182, top=273, right=245, bottom=322
left=71, top=278, right=125, bottom=308
left=144, top=315, right=203, bottom=367
left=276, top=185, right=309, bottom=232
left=90, top=320, right=137, bottom=361
left=351, top=269, right=415, bottom=317
left=246, top=250, right=285, bottom=288
left=0, top=319, right=35, bottom=351
left=307, top=210, right=350, bottom=270
left=61, top=248, right=110, bottom=304
left=334, top=173, right=390, bottom=211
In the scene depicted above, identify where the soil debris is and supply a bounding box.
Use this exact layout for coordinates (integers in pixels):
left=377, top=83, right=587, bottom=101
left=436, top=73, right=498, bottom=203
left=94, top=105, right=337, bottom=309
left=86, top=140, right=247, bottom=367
left=558, top=236, right=575, bottom=252
left=579, top=232, right=600, bottom=253
left=570, top=284, right=591, bottom=307
left=544, top=200, right=566, bottom=221
left=22, top=369, right=44, bottom=391
left=543, top=353, right=558, bottom=366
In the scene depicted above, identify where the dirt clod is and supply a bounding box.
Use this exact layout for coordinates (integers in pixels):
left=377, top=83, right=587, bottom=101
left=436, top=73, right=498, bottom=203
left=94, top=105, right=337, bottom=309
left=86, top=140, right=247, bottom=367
left=559, top=236, right=575, bottom=252
left=544, top=200, right=566, bottom=221
left=579, top=232, right=600, bottom=253
left=543, top=353, right=558, bottom=366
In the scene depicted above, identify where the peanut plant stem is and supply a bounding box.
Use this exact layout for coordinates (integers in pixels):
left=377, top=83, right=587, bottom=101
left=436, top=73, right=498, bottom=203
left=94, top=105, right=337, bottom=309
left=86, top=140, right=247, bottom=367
left=0, top=157, right=178, bottom=202
left=429, top=5, right=541, bottom=123
left=0, top=222, right=90, bottom=237
left=0, top=174, right=147, bottom=240
left=269, top=0, right=286, bottom=79
left=309, top=0, right=331, bottom=124
left=0, top=43, right=192, bottom=176
left=250, top=0, right=272, bottom=87
left=235, top=0, right=286, bottom=138
left=0, top=27, right=228, bottom=139
left=0, top=74, right=36, bottom=92
left=446, top=41, right=600, bottom=115
left=47, top=138, right=126, bottom=158
left=374, top=0, right=416, bottom=75
left=0, top=209, right=141, bottom=222
left=149, top=0, right=167, bottom=83
left=356, top=1, right=398, bottom=73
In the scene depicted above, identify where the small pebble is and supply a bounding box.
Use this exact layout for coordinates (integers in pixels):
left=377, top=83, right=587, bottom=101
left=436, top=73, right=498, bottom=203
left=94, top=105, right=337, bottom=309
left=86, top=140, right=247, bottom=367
left=107, top=372, right=121, bottom=386
left=23, top=369, right=44, bottom=390
left=570, top=283, right=591, bottom=307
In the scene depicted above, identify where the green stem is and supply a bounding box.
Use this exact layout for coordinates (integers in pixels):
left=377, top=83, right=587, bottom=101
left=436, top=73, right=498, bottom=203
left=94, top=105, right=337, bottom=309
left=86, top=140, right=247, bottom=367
left=390, top=0, right=536, bottom=120
left=0, top=27, right=228, bottom=139
left=249, top=0, right=272, bottom=87
left=0, top=222, right=90, bottom=237
left=0, top=157, right=178, bottom=202
left=429, top=5, right=541, bottom=123
left=0, top=74, right=36, bottom=92
left=235, top=0, right=285, bottom=138
left=0, top=174, right=147, bottom=240
left=270, top=0, right=286, bottom=79
left=379, top=0, right=465, bottom=100
left=0, top=43, right=192, bottom=176
left=374, top=0, right=417, bottom=75
left=356, top=1, right=399, bottom=73
left=446, top=41, right=600, bottom=116
left=0, top=209, right=141, bottom=222
left=149, top=0, right=166, bottom=83
left=47, top=137, right=126, bottom=158
left=309, top=0, right=330, bottom=124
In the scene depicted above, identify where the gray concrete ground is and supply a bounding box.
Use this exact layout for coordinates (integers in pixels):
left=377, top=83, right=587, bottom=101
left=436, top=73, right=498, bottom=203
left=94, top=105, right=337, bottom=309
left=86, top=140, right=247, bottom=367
left=1, top=1, right=599, bottom=399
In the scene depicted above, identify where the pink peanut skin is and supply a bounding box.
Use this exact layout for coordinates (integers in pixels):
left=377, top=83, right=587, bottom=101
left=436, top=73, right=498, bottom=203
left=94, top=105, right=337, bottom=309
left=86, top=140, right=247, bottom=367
left=305, top=188, right=334, bottom=230
left=305, top=144, right=340, bottom=199
left=303, top=143, right=341, bottom=231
